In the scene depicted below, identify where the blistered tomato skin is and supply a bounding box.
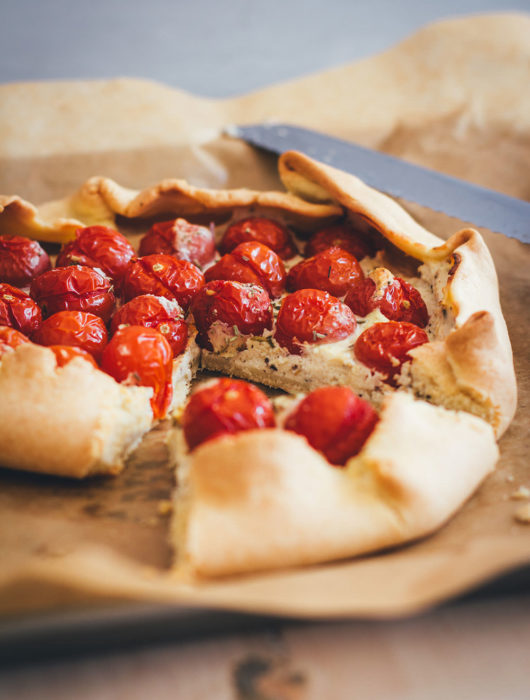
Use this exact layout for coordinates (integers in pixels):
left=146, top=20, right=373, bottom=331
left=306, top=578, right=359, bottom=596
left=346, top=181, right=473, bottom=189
left=0, top=283, right=42, bottom=336
left=286, top=246, right=363, bottom=298
left=32, top=310, right=108, bottom=361
left=345, top=276, right=429, bottom=327
left=55, top=226, right=135, bottom=281
left=205, top=241, right=286, bottom=298
left=0, top=235, right=52, bottom=287
left=305, top=223, right=374, bottom=261
left=220, top=217, right=297, bottom=260
left=379, top=278, right=429, bottom=328
left=285, top=386, right=379, bottom=466
left=191, top=280, right=273, bottom=350
left=139, top=219, right=216, bottom=269
left=110, top=294, right=188, bottom=357
left=49, top=345, right=99, bottom=369
left=100, top=325, right=174, bottom=420
left=30, top=265, right=115, bottom=322
left=274, top=289, right=356, bottom=355
left=182, top=378, right=275, bottom=451
left=354, top=321, right=429, bottom=383
left=121, top=254, right=205, bottom=311
left=0, top=325, right=31, bottom=358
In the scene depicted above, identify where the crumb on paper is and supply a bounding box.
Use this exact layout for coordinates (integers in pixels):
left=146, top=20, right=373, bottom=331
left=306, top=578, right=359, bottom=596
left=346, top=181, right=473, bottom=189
left=511, top=486, right=530, bottom=501
left=506, top=474, right=515, bottom=483
left=157, top=499, right=173, bottom=516
left=514, top=504, right=530, bottom=524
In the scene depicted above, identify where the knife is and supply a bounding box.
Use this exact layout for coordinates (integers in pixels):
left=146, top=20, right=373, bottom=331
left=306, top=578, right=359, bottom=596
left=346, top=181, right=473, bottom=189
left=227, top=123, right=530, bottom=244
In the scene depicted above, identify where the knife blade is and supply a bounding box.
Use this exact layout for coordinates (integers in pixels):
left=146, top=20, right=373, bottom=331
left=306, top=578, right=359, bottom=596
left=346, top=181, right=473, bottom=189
left=227, top=123, right=530, bottom=244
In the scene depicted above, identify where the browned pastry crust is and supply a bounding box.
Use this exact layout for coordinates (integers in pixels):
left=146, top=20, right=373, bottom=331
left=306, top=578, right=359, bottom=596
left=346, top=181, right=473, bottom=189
left=0, top=344, right=152, bottom=478
left=0, top=178, right=341, bottom=243
left=0, top=333, right=199, bottom=479
left=171, top=392, right=498, bottom=577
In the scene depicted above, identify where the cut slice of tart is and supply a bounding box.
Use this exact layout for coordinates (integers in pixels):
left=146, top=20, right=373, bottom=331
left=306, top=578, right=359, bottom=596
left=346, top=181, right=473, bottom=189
left=169, top=378, right=498, bottom=577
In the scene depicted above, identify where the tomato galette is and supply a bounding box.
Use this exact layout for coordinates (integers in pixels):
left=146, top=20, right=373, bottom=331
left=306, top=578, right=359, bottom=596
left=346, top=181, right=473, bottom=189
left=0, top=151, right=516, bottom=575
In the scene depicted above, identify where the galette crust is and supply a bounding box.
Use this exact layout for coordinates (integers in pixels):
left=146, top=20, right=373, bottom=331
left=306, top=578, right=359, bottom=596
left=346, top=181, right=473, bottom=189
left=0, top=332, right=200, bottom=479
left=172, top=392, right=498, bottom=577
left=0, top=344, right=153, bottom=478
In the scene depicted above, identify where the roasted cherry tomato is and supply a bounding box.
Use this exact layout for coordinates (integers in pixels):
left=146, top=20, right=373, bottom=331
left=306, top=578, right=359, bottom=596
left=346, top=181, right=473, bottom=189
left=121, top=254, right=204, bottom=311
left=0, top=283, right=42, bottom=336
left=32, top=310, right=108, bottom=361
left=286, top=246, right=363, bottom=297
left=110, top=294, right=188, bottom=357
left=220, top=217, right=297, bottom=260
left=191, top=280, right=273, bottom=350
left=378, top=278, right=429, bottom=327
left=0, top=235, right=51, bottom=287
left=305, top=222, right=374, bottom=261
left=30, top=265, right=115, bottom=322
left=354, top=321, right=429, bottom=383
left=343, top=277, right=378, bottom=317
left=182, top=378, right=275, bottom=450
left=55, top=225, right=135, bottom=281
left=205, top=241, right=286, bottom=298
left=274, top=289, right=356, bottom=355
left=0, top=326, right=31, bottom=359
left=345, top=276, right=429, bottom=327
left=139, top=218, right=215, bottom=269
left=285, top=386, right=379, bottom=466
left=49, top=344, right=98, bottom=369
left=100, top=325, right=173, bottom=420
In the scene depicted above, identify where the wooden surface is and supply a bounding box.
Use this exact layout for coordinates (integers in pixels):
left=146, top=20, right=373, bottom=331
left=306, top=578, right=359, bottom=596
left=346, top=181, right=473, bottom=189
left=0, top=593, right=528, bottom=699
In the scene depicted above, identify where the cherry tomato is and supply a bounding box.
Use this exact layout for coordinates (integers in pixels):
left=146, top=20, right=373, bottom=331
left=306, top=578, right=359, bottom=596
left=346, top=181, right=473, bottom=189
left=305, top=222, right=374, bottom=261
left=285, top=386, right=379, bottom=465
left=354, top=321, right=429, bottom=383
left=191, top=280, right=273, bottom=350
left=110, top=294, right=188, bottom=357
left=0, top=235, right=51, bottom=287
left=379, top=278, right=429, bottom=327
left=345, top=276, right=429, bottom=327
left=0, top=283, right=42, bottom=336
left=30, top=265, right=115, bottom=322
left=32, top=310, right=108, bottom=361
left=274, top=289, right=356, bottom=355
left=182, top=378, right=275, bottom=450
left=343, top=277, right=378, bottom=317
left=100, top=325, right=173, bottom=420
left=205, top=241, right=286, bottom=298
left=220, top=217, right=297, bottom=260
left=49, top=345, right=99, bottom=369
left=121, top=254, right=204, bottom=311
left=0, top=326, right=31, bottom=359
left=55, top=225, right=135, bottom=281
left=286, top=246, right=363, bottom=297
left=139, top=218, right=215, bottom=269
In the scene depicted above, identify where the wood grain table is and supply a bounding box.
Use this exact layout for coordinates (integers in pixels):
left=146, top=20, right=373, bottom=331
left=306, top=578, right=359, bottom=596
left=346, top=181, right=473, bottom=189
left=0, top=593, right=528, bottom=699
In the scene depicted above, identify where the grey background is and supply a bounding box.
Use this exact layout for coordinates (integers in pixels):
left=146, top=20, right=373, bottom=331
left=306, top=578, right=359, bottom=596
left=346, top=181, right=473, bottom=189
left=1, top=0, right=529, bottom=97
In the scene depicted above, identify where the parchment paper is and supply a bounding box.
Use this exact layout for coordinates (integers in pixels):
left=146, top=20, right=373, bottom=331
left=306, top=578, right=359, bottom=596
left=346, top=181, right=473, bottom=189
left=0, top=13, right=529, bottom=620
